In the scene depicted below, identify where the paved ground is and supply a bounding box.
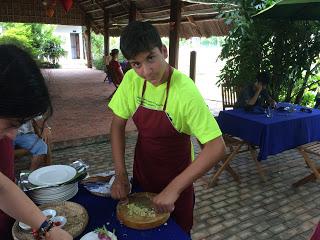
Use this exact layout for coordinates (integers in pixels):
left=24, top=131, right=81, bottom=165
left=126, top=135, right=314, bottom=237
left=15, top=133, right=320, bottom=240
left=44, top=68, right=137, bottom=143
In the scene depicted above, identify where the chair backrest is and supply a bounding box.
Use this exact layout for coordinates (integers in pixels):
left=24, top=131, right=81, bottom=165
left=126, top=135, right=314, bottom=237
left=221, top=84, right=238, bottom=110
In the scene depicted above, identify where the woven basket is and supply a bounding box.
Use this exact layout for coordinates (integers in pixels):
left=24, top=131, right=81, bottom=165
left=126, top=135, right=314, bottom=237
left=12, top=201, right=88, bottom=240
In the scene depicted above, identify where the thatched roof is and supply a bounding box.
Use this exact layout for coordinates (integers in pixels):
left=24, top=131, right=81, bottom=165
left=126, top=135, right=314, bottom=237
left=0, top=0, right=232, bottom=38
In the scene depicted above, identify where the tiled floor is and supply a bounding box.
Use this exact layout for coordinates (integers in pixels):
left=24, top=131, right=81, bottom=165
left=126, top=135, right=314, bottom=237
left=44, top=68, right=137, bottom=143
left=15, top=133, right=320, bottom=240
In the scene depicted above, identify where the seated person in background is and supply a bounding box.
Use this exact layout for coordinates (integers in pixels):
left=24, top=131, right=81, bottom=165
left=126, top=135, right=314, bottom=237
left=108, top=48, right=124, bottom=85
left=14, top=117, right=51, bottom=170
left=234, top=71, right=276, bottom=110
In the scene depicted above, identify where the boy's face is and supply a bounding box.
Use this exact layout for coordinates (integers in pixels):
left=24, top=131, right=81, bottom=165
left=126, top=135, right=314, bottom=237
left=128, top=45, right=168, bottom=86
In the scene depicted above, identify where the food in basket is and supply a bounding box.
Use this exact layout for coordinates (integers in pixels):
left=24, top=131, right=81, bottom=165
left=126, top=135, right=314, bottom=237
left=127, top=202, right=156, bottom=218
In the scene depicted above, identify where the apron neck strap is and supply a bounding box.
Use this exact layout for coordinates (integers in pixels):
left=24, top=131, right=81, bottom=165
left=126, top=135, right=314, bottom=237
left=141, top=66, right=173, bottom=111
left=163, top=67, right=173, bottom=111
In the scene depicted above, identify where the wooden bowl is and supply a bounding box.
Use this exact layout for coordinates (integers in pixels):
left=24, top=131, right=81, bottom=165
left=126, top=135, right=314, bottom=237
left=116, top=192, right=170, bottom=230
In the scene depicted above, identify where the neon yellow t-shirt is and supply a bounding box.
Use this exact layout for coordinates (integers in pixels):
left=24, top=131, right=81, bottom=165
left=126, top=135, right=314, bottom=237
left=108, top=68, right=221, bottom=144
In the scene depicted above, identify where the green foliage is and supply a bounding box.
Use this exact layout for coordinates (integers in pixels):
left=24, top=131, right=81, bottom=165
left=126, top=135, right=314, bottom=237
left=91, top=32, right=122, bottom=70
left=0, top=23, right=65, bottom=67
left=93, top=56, right=106, bottom=71
left=41, top=36, right=65, bottom=64
left=218, top=0, right=320, bottom=105
left=300, top=91, right=315, bottom=107
left=0, top=23, right=35, bottom=56
left=200, top=36, right=225, bottom=47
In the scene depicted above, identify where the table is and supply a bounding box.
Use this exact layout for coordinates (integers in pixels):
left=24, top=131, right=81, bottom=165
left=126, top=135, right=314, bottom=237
left=217, top=104, right=320, bottom=186
left=217, top=104, right=320, bottom=160
left=71, top=186, right=191, bottom=240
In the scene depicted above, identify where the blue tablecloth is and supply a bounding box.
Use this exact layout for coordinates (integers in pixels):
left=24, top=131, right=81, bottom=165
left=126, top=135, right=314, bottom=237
left=71, top=186, right=191, bottom=240
left=217, top=104, right=320, bottom=160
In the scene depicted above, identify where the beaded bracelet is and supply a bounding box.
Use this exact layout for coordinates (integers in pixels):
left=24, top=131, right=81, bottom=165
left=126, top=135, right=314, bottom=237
left=32, top=219, right=54, bottom=240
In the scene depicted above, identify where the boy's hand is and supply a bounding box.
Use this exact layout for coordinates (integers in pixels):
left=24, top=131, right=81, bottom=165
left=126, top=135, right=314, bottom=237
left=111, top=174, right=130, bottom=200
left=152, top=185, right=179, bottom=214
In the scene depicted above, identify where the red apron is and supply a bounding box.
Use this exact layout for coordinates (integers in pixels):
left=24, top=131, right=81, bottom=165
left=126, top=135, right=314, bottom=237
left=0, top=137, right=15, bottom=239
left=132, top=68, right=194, bottom=233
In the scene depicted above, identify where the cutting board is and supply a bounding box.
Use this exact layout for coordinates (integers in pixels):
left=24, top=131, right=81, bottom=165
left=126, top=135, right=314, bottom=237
left=116, top=192, right=170, bottom=230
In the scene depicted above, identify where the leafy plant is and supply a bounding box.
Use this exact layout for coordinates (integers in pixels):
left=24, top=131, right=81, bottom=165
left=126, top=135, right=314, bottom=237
left=218, top=0, right=320, bottom=105
left=91, top=32, right=122, bottom=70
left=0, top=23, right=65, bottom=67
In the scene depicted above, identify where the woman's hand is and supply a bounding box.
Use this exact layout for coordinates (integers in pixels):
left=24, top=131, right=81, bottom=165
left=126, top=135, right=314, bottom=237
left=111, top=174, right=130, bottom=201
left=152, top=185, right=180, bottom=214
left=45, top=227, right=72, bottom=239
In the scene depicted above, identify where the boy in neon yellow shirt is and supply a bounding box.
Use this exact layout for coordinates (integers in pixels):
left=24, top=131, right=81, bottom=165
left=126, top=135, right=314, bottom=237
left=109, top=21, right=225, bottom=233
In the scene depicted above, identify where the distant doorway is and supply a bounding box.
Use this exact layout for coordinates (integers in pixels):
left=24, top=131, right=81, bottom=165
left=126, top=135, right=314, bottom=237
left=70, top=33, right=80, bottom=59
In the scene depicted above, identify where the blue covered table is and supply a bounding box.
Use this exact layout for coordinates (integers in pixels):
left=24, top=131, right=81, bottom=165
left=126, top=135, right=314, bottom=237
left=71, top=186, right=191, bottom=240
left=217, top=104, right=320, bottom=160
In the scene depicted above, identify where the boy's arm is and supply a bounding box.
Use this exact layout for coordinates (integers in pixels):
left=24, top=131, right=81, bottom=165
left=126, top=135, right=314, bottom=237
left=246, top=83, right=262, bottom=106
left=110, top=115, right=130, bottom=200
left=153, top=136, right=226, bottom=212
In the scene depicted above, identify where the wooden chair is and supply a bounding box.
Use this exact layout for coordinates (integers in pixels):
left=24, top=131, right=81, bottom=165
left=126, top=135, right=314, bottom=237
left=221, top=84, right=239, bottom=110
left=208, top=105, right=267, bottom=187
left=293, top=141, right=320, bottom=187
left=14, top=119, right=52, bottom=169
left=208, top=134, right=266, bottom=187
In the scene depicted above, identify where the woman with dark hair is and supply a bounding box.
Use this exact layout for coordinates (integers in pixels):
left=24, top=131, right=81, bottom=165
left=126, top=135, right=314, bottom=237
left=0, top=45, right=72, bottom=239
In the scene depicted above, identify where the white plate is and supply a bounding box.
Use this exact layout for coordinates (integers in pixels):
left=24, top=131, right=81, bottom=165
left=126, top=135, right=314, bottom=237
left=80, top=231, right=117, bottom=240
left=18, top=222, right=31, bottom=231
left=28, top=165, right=77, bottom=186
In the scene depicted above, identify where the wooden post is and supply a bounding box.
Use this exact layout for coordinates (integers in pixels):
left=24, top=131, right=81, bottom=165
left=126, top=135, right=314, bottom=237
left=85, top=18, right=92, bottom=68
left=169, top=0, right=181, bottom=68
left=129, top=1, right=137, bottom=22
left=104, top=9, right=110, bottom=57
left=189, top=51, right=196, bottom=82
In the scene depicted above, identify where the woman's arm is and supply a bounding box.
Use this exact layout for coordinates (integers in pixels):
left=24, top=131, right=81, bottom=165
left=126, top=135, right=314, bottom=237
left=0, top=172, right=72, bottom=239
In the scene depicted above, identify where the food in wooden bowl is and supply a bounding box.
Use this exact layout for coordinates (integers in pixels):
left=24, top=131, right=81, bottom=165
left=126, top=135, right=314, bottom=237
left=116, top=192, right=170, bottom=230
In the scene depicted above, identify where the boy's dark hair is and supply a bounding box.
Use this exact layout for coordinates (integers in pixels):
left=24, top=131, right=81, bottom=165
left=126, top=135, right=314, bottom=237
left=120, top=21, right=162, bottom=60
left=110, top=48, right=119, bottom=57
left=0, top=44, right=52, bottom=123
left=256, top=71, right=270, bottom=86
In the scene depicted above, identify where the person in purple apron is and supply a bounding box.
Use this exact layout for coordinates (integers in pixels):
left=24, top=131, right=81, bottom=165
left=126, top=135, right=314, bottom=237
left=109, top=21, right=225, bottom=233
left=0, top=44, right=72, bottom=239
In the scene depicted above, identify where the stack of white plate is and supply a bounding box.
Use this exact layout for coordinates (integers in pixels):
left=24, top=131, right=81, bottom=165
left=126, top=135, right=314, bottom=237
left=27, top=165, right=79, bottom=204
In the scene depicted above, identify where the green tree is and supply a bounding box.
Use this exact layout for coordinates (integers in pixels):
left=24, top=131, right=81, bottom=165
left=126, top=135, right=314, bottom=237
left=218, top=0, right=320, bottom=105
left=0, top=23, right=65, bottom=67
left=91, top=32, right=121, bottom=70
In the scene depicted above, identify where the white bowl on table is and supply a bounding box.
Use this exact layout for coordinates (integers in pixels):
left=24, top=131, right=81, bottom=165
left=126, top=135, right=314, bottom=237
left=52, top=216, right=67, bottom=228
